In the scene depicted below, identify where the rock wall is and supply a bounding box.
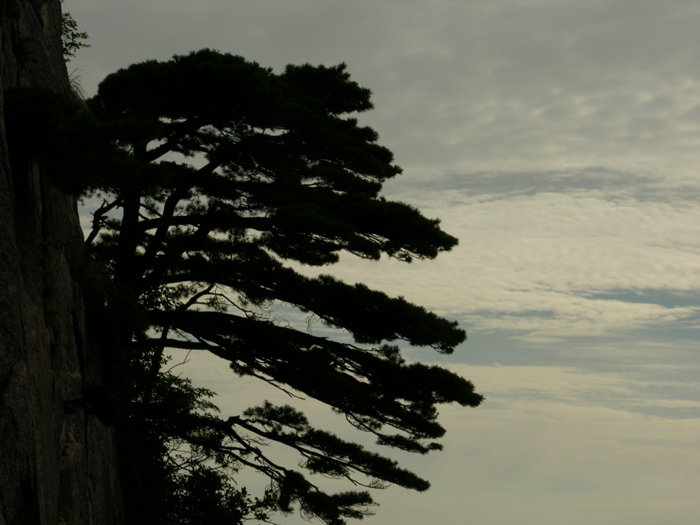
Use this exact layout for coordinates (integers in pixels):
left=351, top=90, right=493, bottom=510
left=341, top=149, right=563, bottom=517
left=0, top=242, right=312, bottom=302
left=0, top=1, right=123, bottom=523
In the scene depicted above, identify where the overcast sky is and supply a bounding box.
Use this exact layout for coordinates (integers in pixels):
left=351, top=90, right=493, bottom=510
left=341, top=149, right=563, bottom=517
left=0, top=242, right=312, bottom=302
left=68, top=2, right=699, bottom=524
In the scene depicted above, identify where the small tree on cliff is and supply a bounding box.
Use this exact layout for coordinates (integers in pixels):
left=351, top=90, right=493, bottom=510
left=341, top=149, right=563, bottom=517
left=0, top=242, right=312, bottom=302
left=85, top=49, right=483, bottom=524
left=61, top=1, right=90, bottom=61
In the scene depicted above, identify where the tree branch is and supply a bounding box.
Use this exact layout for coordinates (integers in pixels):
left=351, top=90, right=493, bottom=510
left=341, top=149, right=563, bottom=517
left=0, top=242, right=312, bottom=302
left=141, top=160, right=224, bottom=273
left=141, top=284, right=215, bottom=405
left=85, top=197, right=120, bottom=246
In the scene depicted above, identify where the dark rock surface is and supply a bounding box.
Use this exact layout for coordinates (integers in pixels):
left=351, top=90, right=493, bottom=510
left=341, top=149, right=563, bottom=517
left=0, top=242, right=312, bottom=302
left=0, top=1, right=123, bottom=523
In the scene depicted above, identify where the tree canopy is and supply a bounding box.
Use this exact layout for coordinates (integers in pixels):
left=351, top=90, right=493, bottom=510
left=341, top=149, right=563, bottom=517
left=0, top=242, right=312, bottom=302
left=83, top=49, right=483, bottom=524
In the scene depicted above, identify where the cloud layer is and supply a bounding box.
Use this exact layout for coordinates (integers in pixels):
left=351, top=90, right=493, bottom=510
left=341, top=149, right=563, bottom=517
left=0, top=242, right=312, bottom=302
left=69, top=1, right=700, bottom=523
left=326, top=176, right=700, bottom=345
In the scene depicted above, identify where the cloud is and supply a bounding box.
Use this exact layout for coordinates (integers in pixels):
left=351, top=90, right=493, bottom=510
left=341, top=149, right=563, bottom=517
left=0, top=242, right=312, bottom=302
left=69, top=2, right=700, bottom=522
left=363, top=362, right=700, bottom=525
left=169, top=350, right=700, bottom=525
left=316, top=179, right=700, bottom=344
left=72, top=1, right=700, bottom=345
left=183, top=355, right=700, bottom=525
left=72, top=2, right=700, bottom=182
left=444, top=363, right=700, bottom=415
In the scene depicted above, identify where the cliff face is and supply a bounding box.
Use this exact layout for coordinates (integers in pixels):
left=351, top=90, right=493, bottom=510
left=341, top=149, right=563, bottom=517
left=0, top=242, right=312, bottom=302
left=0, top=1, right=123, bottom=524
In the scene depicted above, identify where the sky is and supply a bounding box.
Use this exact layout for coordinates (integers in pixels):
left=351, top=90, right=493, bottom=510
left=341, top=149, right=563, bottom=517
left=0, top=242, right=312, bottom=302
left=67, top=1, right=699, bottom=524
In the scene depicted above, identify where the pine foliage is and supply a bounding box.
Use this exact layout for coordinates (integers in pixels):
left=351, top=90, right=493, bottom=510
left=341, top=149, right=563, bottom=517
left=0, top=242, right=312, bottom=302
left=84, top=49, right=483, bottom=524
